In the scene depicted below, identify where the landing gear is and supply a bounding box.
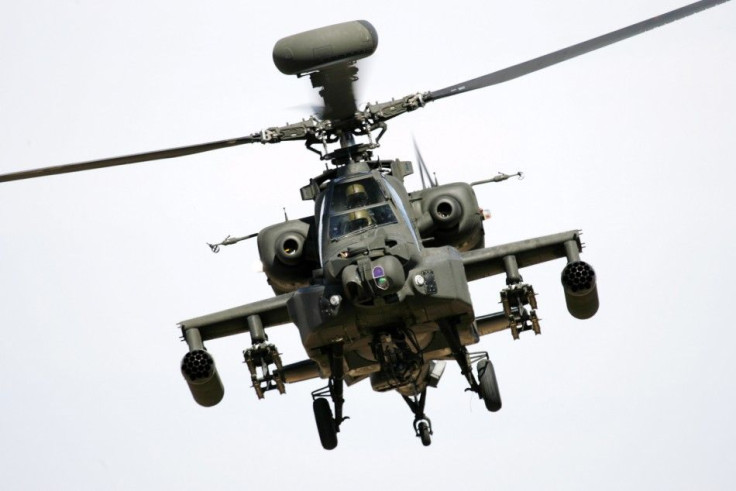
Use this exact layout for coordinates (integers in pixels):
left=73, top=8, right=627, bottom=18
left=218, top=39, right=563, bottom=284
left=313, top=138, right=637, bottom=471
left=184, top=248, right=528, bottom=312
left=440, top=318, right=502, bottom=412
left=313, top=397, right=338, bottom=450
left=403, top=389, right=433, bottom=447
left=311, top=343, right=348, bottom=450
left=417, top=421, right=432, bottom=446
left=477, top=359, right=502, bottom=412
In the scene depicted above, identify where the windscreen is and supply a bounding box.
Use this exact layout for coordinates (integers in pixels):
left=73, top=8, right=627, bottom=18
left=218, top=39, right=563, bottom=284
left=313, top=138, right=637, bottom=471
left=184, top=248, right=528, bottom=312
left=327, top=177, right=397, bottom=240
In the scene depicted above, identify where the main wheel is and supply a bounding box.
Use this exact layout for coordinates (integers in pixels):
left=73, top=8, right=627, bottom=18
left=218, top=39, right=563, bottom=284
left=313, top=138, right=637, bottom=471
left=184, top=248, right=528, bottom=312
left=313, top=398, right=338, bottom=450
left=477, top=359, right=502, bottom=412
left=418, top=421, right=432, bottom=447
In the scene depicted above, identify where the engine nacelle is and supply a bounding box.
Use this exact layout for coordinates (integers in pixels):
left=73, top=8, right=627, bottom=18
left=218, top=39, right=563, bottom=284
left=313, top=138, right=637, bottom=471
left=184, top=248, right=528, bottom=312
left=561, top=261, right=599, bottom=319
left=273, top=20, right=378, bottom=75
left=258, top=217, right=319, bottom=294
left=411, top=182, right=484, bottom=251
left=181, top=350, right=224, bottom=407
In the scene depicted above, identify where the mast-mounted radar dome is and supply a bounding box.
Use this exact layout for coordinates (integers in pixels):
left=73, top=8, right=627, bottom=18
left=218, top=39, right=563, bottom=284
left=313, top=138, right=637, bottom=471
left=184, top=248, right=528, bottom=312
left=272, top=20, right=378, bottom=76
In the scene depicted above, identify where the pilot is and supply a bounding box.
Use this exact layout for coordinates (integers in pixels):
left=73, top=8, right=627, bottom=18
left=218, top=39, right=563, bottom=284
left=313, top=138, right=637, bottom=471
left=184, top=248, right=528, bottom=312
left=345, top=182, right=369, bottom=209
left=345, top=209, right=374, bottom=233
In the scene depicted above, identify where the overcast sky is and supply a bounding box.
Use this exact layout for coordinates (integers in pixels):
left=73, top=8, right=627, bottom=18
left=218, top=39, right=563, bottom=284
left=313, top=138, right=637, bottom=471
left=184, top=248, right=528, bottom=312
left=1, top=1, right=735, bottom=489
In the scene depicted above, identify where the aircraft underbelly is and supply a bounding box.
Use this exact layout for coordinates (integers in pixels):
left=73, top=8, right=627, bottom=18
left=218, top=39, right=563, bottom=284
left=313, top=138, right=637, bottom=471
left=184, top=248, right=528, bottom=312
left=287, top=246, right=478, bottom=380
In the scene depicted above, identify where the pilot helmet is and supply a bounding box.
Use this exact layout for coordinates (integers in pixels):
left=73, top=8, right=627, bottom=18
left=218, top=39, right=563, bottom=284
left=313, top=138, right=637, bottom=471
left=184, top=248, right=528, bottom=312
left=345, top=182, right=369, bottom=208
left=348, top=209, right=373, bottom=229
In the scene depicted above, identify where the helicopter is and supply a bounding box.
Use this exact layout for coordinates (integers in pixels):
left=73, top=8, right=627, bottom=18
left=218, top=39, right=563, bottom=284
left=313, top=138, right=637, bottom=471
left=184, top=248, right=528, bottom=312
left=0, top=0, right=730, bottom=450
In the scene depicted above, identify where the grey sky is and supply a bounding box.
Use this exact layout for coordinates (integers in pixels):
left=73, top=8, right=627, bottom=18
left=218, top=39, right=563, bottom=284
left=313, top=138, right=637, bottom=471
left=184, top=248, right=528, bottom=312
left=1, top=1, right=735, bottom=489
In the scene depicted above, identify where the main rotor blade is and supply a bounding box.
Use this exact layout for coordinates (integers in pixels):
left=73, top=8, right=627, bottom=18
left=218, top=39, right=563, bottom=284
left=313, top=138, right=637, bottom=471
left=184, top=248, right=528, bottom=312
left=0, top=134, right=260, bottom=183
left=429, top=0, right=731, bottom=101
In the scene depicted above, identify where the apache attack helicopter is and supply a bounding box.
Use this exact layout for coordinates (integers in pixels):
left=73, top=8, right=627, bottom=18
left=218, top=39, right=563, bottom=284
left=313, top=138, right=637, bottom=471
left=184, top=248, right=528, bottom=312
left=1, top=0, right=730, bottom=450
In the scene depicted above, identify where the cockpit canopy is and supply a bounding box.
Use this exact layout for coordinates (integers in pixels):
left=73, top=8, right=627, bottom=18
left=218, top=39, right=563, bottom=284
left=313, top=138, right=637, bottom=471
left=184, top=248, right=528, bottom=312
left=327, top=176, right=398, bottom=240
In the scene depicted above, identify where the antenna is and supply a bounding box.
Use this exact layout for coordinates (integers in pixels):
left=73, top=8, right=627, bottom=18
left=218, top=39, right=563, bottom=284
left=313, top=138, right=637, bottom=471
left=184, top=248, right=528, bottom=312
left=412, top=137, right=437, bottom=189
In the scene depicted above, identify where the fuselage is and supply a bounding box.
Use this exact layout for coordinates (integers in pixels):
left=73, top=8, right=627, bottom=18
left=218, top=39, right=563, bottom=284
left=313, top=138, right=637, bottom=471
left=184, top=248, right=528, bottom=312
left=284, top=162, right=481, bottom=394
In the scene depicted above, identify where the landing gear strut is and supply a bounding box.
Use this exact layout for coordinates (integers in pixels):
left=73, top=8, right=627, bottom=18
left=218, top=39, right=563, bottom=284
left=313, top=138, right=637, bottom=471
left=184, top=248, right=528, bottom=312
left=402, top=389, right=433, bottom=446
left=440, top=318, right=503, bottom=412
left=311, top=343, right=348, bottom=450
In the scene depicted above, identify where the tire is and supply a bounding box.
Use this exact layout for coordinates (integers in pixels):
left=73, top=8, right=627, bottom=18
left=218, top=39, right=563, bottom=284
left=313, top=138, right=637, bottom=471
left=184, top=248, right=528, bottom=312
left=477, top=359, right=502, bottom=412
left=313, top=398, right=338, bottom=450
left=418, top=422, right=431, bottom=447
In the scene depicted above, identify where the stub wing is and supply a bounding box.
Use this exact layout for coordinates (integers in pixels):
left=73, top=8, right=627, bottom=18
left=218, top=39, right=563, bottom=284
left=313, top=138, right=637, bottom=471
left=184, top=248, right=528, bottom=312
left=179, top=292, right=294, bottom=342
left=461, top=230, right=582, bottom=281
left=462, top=229, right=598, bottom=338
